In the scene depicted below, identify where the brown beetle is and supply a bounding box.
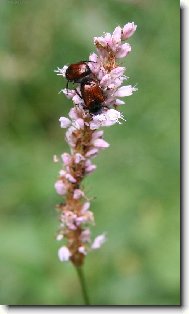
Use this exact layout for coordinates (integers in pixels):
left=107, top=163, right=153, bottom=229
left=80, top=78, right=105, bottom=115
left=65, top=61, right=92, bottom=89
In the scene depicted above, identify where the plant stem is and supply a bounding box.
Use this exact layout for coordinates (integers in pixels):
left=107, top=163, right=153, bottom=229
left=75, top=266, right=90, bottom=305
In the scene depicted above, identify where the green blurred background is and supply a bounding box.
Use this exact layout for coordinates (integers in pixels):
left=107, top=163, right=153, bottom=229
left=0, top=0, right=180, bottom=305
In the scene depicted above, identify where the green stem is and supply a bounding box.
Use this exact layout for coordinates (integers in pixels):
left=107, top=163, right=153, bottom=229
left=75, top=266, right=90, bottom=305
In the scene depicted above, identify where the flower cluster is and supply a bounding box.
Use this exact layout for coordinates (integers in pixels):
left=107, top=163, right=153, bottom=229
left=54, top=22, right=137, bottom=266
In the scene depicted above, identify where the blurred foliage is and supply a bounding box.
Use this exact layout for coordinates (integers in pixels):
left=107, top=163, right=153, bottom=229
left=0, top=0, right=180, bottom=305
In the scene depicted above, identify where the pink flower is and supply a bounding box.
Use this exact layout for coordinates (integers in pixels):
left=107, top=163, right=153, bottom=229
left=55, top=180, right=67, bottom=195
left=115, top=85, right=137, bottom=97
left=59, top=117, right=71, bottom=128
left=85, top=163, right=97, bottom=174
left=80, top=229, right=91, bottom=243
left=92, top=130, right=104, bottom=140
left=91, top=234, right=106, bottom=250
left=93, top=138, right=110, bottom=148
left=85, top=148, right=99, bottom=158
left=122, top=22, right=137, bottom=40
left=61, top=153, right=71, bottom=165
left=81, top=202, right=90, bottom=213
left=73, top=118, right=84, bottom=129
left=75, top=153, right=85, bottom=163
left=112, top=26, right=122, bottom=46
left=116, top=43, right=131, bottom=58
left=58, top=246, right=71, bottom=261
left=65, top=173, right=76, bottom=183
left=61, top=88, right=76, bottom=99
left=73, top=189, right=84, bottom=200
left=78, top=246, right=87, bottom=255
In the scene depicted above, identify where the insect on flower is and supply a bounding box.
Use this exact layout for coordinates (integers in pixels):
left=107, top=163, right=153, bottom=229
left=55, top=22, right=137, bottom=267
left=80, top=78, right=106, bottom=115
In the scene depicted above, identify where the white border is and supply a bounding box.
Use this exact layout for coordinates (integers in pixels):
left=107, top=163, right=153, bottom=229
left=1, top=1, right=187, bottom=313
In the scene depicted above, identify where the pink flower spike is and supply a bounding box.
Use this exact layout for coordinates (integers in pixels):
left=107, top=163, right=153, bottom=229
left=55, top=22, right=137, bottom=264
left=59, top=117, right=71, bottom=128
left=116, top=43, right=131, bottom=58
left=91, top=234, right=106, bottom=250
left=55, top=180, right=67, bottom=195
left=58, top=246, right=71, bottom=262
left=122, top=22, right=137, bottom=40
left=93, top=138, right=110, bottom=148
left=73, top=189, right=84, bottom=200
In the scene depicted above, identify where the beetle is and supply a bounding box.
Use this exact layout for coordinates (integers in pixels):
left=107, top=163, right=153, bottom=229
left=65, top=61, right=92, bottom=90
left=80, top=77, right=106, bottom=115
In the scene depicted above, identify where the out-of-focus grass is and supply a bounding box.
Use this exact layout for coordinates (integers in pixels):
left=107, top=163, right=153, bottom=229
left=0, top=0, right=179, bottom=305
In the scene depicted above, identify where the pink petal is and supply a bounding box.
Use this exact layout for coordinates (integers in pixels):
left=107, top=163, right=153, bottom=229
left=89, top=120, right=101, bottom=130
left=94, top=36, right=107, bottom=47
left=55, top=180, right=66, bottom=195
left=122, top=22, right=137, bottom=40
left=61, top=153, right=71, bottom=165
left=75, top=153, right=85, bottom=163
left=89, top=53, right=99, bottom=62
left=91, top=234, right=106, bottom=249
left=115, top=85, right=135, bottom=97
left=74, top=118, right=84, bottom=129
left=92, top=130, right=104, bottom=140
left=65, top=173, right=76, bottom=183
left=59, top=117, right=71, bottom=128
left=110, top=67, right=125, bottom=77
left=61, top=88, right=76, bottom=99
left=85, top=164, right=97, bottom=174
left=116, top=43, right=131, bottom=58
left=73, top=189, right=84, bottom=200
left=78, top=246, right=87, bottom=255
left=93, top=138, right=110, bottom=148
left=58, top=246, right=71, bottom=261
left=69, top=107, right=80, bottom=120
left=115, top=99, right=125, bottom=105
left=81, top=202, right=90, bottom=212
left=80, top=229, right=91, bottom=243
left=85, top=148, right=99, bottom=157
left=112, top=26, right=122, bottom=45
